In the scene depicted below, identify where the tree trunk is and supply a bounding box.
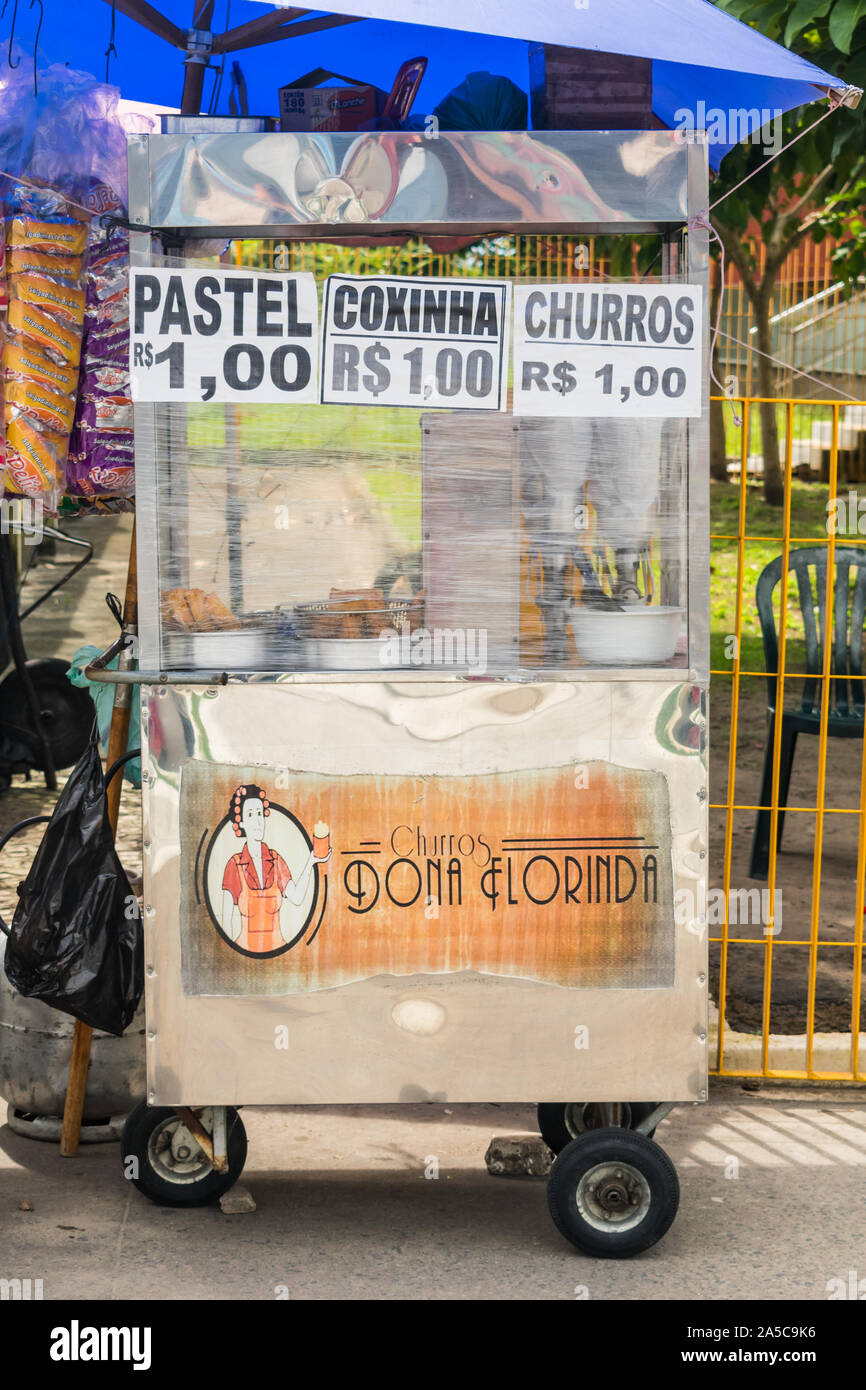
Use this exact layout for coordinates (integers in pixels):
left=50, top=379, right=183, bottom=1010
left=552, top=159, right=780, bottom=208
left=709, top=262, right=729, bottom=482
left=755, top=287, right=784, bottom=507
left=710, top=396, right=729, bottom=482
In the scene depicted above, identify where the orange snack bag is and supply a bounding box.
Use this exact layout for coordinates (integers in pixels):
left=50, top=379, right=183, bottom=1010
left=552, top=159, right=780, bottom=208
left=11, top=273, right=86, bottom=326
left=7, top=247, right=84, bottom=282
left=7, top=216, right=88, bottom=257
left=6, top=379, right=76, bottom=435
left=4, top=339, right=79, bottom=394
left=4, top=413, right=65, bottom=495
left=8, top=298, right=82, bottom=366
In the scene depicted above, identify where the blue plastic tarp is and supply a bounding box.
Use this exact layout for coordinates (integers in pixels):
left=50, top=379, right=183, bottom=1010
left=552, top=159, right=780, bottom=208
left=0, top=0, right=848, bottom=167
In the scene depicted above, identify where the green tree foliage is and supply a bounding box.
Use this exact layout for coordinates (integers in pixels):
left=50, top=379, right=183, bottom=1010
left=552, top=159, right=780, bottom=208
left=711, top=0, right=866, bottom=502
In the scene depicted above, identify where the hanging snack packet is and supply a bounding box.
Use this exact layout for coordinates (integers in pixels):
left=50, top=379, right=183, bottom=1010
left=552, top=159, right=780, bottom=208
left=66, top=220, right=133, bottom=500
left=2, top=186, right=90, bottom=507
left=12, top=273, right=86, bottom=326
left=67, top=437, right=134, bottom=499
left=8, top=247, right=84, bottom=282
left=6, top=378, right=76, bottom=435
left=7, top=297, right=82, bottom=366
left=7, top=216, right=88, bottom=258
left=4, top=339, right=79, bottom=394
left=4, top=412, right=67, bottom=496
left=77, top=393, right=133, bottom=434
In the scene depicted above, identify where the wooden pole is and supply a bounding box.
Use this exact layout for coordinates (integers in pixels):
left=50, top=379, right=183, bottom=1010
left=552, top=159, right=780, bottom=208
left=60, top=521, right=138, bottom=1157
left=180, top=0, right=216, bottom=116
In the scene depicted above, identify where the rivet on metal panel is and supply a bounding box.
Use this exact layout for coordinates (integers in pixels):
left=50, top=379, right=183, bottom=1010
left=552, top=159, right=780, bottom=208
left=148, top=1091, right=155, bottom=1103
left=143, top=840, right=152, bottom=853
left=698, top=973, right=706, bottom=985
left=699, top=1032, right=707, bottom=1043
left=141, top=770, right=150, bottom=783
left=145, top=904, right=155, bottom=917
left=147, top=1031, right=156, bottom=1042
left=697, top=787, right=707, bottom=801
left=146, top=965, right=155, bottom=977
left=699, top=849, right=706, bottom=859
left=699, top=1089, right=707, bottom=1101
left=203, top=689, right=219, bottom=699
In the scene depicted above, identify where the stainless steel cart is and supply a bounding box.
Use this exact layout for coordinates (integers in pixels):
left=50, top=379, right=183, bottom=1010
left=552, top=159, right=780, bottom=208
left=96, top=126, right=710, bottom=1255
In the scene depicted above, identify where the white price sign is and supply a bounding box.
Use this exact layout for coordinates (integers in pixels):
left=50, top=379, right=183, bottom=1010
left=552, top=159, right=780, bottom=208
left=513, top=283, right=703, bottom=419
left=129, top=268, right=319, bottom=404
left=320, top=274, right=511, bottom=410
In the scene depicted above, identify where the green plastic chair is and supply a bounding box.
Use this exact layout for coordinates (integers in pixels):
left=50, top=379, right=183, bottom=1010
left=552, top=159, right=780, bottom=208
left=750, top=546, right=866, bottom=880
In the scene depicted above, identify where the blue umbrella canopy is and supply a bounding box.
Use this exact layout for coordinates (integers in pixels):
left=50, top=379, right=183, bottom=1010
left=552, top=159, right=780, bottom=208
left=0, top=0, right=853, bottom=168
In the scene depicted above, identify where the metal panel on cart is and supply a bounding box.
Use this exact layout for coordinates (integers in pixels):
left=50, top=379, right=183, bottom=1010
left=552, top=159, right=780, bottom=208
left=141, top=679, right=707, bottom=1105
left=127, top=129, right=694, bottom=239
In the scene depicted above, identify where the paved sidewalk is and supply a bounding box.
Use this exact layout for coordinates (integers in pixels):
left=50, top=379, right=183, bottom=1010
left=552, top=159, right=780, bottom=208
left=2, top=1084, right=865, bottom=1301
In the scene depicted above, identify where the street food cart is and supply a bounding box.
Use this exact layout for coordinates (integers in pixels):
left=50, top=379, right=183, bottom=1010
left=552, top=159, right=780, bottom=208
left=100, top=125, right=709, bottom=1256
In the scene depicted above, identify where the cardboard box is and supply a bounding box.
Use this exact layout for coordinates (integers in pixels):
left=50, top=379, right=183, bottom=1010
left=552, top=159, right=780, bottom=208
left=529, top=45, right=655, bottom=130
left=279, top=69, right=385, bottom=133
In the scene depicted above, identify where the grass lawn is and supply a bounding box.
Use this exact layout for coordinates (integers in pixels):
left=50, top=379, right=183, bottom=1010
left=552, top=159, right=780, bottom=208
left=186, top=401, right=424, bottom=456
left=709, top=479, right=838, bottom=676
left=720, top=402, right=836, bottom=458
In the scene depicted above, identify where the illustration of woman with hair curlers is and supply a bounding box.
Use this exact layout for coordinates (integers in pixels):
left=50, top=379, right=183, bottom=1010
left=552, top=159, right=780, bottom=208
left=220, top=783, right=331, bottom=954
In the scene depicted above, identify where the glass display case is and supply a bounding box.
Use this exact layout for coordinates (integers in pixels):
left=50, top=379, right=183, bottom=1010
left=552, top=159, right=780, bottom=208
left=135, top=260, right=700, bottom=679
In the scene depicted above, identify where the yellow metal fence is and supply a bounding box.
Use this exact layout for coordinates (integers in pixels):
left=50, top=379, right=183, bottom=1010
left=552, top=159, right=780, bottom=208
left=710, top=397, right=866, bottom=1080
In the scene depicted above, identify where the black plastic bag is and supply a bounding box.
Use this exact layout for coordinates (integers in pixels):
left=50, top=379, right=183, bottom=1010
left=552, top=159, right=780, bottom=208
left=4, top=740, right=142, bottom=1035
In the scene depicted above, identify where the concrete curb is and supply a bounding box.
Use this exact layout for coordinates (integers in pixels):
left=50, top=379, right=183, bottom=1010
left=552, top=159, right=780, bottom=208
left=709, top=1000, right=866, bottom=1075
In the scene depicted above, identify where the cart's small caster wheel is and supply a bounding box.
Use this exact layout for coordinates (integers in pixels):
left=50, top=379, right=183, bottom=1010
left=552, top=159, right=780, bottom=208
left=537, top=1101, right=659, bottom=1155
left=547, top=1127, right=679, bottom=1258
left=121, top=1102, right=247, bottom=1208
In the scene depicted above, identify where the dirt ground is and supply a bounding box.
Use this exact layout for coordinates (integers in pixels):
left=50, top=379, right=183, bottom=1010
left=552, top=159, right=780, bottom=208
left=709, top=678, right=865, bottom=1035
left=0, top=512, right=861, bottom=1038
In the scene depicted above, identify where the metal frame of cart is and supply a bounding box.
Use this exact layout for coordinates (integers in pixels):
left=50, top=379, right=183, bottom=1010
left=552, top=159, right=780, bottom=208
left=92, top=127, right=710, bottom=1254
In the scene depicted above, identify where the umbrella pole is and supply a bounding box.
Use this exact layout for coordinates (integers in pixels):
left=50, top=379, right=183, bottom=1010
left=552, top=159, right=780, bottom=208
left=180, top=0, right=216, bottom=115
left=60, top=520, right=138, bottom=1157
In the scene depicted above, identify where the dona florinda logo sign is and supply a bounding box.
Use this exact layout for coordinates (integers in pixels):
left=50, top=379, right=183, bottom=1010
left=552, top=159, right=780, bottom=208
left=49, top=1320, right=152, bottom=1371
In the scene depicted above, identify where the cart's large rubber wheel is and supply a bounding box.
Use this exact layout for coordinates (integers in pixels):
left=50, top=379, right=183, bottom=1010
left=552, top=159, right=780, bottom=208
left=547, top=1127, right=679, bottom=1258
left=537, top=1101, right=659, bottom=1155
left=122, top=1102, right=247, bottom=1207
left=0, top=658, right=93, bottom=771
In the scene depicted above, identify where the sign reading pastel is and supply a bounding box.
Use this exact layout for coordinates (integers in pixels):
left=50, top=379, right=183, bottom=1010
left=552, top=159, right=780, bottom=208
left=129, top=267, right=319, bottom=404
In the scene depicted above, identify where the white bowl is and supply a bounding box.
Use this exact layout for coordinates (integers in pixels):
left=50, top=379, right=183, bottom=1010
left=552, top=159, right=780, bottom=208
left=185, top=629, right=268, bottom=670
left=304, top=637, right=405, bottom=671
left=569, top=605, right=684, bottom=665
